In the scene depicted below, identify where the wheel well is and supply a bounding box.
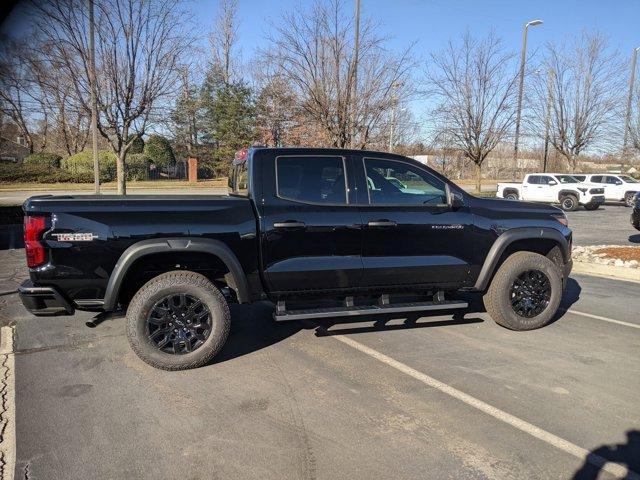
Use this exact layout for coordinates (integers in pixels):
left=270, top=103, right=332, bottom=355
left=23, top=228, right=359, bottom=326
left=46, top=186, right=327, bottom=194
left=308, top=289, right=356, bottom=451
left=116, top=251, right=231, bottom=307
left=503, top=188, right=518, bottom=197
left=558, top=190, right=578, bottom=201
left=495, top=239, right=564, bottom=273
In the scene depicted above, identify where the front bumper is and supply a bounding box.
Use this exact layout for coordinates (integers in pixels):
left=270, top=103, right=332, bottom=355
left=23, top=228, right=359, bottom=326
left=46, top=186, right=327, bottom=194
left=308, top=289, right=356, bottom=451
left=585, top=195, right=605, bottom=205
left=19, top=280, right=75, bottom=316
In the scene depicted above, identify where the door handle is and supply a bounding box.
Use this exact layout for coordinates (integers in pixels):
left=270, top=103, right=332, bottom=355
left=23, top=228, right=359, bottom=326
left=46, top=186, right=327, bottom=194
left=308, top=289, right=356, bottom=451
left=273, top=221, right=306, bottom=229
left=367, top=220, right=397, bottom=228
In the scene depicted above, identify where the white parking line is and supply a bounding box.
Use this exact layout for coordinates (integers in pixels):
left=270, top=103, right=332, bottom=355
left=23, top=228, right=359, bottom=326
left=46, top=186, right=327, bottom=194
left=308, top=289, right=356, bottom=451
left=566, top=309, right=640, bottom=330
left=331, top=333, right=639, bottom=480
left=0, top=326, right=16, bottom=480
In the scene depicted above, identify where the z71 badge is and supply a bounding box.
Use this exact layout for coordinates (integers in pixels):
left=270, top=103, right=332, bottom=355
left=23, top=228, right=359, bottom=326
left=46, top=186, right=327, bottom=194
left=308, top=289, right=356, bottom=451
left=52, top=233, right=98, bottom=242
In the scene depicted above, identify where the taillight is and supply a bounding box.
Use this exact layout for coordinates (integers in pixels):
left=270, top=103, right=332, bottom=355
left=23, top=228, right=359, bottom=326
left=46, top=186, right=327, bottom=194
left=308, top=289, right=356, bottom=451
left=24, top=215, right=47, bottom=267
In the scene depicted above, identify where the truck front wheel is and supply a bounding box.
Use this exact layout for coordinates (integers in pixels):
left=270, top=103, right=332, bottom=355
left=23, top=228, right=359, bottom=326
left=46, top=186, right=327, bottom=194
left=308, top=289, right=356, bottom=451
left=559, top=194, right=578, bottom=211
left=126, top=271, right=230, bottom=370
left=483, top=252, right=562, bottom=331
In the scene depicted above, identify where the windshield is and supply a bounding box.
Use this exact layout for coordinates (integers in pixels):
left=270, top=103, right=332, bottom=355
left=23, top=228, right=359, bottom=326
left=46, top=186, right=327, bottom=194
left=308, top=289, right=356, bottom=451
left=619, top=175, right=639, bottom=183
left=554, top=175, right=579, bottom=184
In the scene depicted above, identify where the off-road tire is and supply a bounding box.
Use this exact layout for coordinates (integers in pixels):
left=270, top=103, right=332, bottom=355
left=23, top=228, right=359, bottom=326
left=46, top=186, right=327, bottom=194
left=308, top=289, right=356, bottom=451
left=625, top=192, right=636, bottom=207
left=126, top=271, right=230, bottom=370
left=583, top=202, right=600, bottom=211
left=505, top=192, right=519, bottom=201
left=559, top=194, right=578, bottom=212
left=483, top=251, right=562, bottom=331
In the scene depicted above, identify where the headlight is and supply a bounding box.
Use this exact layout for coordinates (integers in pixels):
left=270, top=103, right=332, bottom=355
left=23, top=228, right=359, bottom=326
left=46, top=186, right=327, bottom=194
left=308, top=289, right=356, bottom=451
left=551, top=213, right=568, bottom=227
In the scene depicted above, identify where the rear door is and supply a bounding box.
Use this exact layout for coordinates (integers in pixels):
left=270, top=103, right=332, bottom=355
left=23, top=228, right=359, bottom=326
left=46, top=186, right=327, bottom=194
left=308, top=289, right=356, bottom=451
left=521, top=175, right=541, bottom=201
left=258, top=153, right=363, bottom=293
left=354, top=155, right=473, bottom=288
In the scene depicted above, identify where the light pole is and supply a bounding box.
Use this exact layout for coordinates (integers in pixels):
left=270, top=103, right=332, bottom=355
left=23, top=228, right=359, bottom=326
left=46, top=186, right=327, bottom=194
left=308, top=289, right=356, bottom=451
left=513, top=19, right=543, bottom=178
left=350, top=0, right=361, bottom=148
left=622, top=47, right=639, bottom=171
left=542, top=68, right=554, bottom=172
left=88, top=0, right=100, bottom=194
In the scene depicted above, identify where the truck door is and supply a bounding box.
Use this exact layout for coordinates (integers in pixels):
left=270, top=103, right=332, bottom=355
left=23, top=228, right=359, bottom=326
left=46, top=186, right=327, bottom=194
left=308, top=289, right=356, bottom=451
left=258, top=153, right=363, bottom=293
left=520, top=175, right=540, bottom=201
left=354, top=156, right=473, bottom=287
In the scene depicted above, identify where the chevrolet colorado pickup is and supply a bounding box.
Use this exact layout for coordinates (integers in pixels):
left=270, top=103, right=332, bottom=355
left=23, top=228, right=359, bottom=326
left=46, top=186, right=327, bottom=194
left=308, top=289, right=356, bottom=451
left=20, top=148, right=573, bottom=370
left=497, top=173, right=605, bottom=211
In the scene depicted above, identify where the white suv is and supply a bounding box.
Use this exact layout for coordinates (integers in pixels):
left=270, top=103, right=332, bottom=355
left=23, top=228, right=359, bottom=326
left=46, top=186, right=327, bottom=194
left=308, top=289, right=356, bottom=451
left=574, top=174, right=640, bottom=207
left=497, top=173, right=605, bottom=211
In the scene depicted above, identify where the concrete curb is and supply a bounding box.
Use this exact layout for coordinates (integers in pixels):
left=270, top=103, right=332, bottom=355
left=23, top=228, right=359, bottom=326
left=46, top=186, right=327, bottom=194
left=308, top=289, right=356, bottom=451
left=572, top=260, right=640, bottom=284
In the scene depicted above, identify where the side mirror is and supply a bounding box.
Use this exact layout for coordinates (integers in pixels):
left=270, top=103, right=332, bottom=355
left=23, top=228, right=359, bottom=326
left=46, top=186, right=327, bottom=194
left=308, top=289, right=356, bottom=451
left=616, top=180, right=623, bottom=185
left=450, top=193, right=464, bottom=209
left=548, top=180, right=557, bottom=185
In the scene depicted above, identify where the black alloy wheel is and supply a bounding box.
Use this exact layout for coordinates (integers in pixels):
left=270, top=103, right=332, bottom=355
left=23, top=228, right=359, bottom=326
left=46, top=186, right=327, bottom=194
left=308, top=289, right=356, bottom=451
left=509, top=269, right=551, bottom=318
left=147, top=293, right=212, bottom=354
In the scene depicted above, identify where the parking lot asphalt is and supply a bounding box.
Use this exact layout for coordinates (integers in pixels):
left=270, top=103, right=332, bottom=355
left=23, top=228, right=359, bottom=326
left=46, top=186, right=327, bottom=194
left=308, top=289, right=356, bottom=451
left=565, top=204, right=639, bottom=246
left=4, top=269, right=638, bottom=480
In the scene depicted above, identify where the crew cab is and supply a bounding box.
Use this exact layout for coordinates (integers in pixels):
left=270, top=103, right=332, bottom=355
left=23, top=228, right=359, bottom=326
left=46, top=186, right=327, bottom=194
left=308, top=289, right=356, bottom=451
left=20, top=148, right=573, bottom=370
left=573, top=174, right=640, bottom=207
left=497, top=173, right=605, bottom=211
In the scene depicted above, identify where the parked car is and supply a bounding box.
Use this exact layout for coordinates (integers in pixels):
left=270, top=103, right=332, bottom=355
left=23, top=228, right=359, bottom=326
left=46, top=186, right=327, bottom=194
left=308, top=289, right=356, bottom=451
left=632, top=191, right=640, bottom=231
left=20, top=148, right=573, bottom=370
left=497, top=173, right=605, bottom=211
left=575, top=174, right=640, bottom=207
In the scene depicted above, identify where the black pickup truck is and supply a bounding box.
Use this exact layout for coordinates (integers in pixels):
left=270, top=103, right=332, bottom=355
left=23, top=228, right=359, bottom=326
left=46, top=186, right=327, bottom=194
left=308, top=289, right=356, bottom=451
left=20, top=147, right=572, bottom=370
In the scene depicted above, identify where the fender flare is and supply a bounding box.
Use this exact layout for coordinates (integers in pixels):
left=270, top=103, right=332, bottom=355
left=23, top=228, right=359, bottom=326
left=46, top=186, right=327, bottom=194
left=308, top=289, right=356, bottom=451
left=557, top=189, right=579, bottom=202
left=102, top=237, right=250, bottom=310
left=473, top=227, right=569, bottom=291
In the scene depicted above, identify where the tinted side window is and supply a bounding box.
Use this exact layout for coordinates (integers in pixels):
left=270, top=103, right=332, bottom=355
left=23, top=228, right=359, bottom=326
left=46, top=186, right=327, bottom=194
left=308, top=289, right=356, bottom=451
left=364, top=158, right=447, bottom=205
left=605, top=176, right=619, bottom=184
left=591, top=176, right=603, bottom=183
left=539, top=176, right=553, bottom=184
left=527, top=176, right=540, bottom=184
left=276, top=156, right=346, bottom=204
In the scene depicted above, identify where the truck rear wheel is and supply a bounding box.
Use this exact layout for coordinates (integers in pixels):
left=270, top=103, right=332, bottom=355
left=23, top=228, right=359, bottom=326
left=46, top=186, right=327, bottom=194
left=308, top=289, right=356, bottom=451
left=126, top=271, right=230, bottom=370
left=625, top=192, right=635, bottom=207
left=483, top=252, right=562, bottom=331
left=559, top=194, right=578, bottom=211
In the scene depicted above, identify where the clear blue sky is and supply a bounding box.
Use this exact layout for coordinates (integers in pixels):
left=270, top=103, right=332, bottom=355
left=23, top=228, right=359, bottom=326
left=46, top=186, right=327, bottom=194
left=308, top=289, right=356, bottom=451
left=2, top=0, right=639, bottom=142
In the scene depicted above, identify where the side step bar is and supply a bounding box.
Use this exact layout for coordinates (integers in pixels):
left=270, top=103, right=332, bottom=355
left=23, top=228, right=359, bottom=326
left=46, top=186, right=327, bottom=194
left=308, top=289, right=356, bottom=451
left=273, top=299, right=468, bottom=322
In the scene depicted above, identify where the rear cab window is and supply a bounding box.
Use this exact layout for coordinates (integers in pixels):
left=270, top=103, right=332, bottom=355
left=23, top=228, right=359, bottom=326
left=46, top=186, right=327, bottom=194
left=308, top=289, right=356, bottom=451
left=276, top=156, right=347, bottom=205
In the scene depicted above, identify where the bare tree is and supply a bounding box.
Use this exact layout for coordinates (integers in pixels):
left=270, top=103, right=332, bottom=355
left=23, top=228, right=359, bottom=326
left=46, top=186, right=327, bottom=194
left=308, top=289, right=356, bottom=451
left=426, top=31, right=519, bottom=190
left=531, top=33, right=623, bottom=172
left=0, top=37, right=41, bottom=153
left=32, top=0, right=193, bottom=194
left=210, top=0, right=239, bottom=85
left=263, top=0, right=414, bottom=149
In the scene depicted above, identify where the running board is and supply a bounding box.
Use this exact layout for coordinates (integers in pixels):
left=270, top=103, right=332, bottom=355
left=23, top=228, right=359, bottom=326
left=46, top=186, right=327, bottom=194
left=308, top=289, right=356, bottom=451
left=273, top=300, right=468, bottom=322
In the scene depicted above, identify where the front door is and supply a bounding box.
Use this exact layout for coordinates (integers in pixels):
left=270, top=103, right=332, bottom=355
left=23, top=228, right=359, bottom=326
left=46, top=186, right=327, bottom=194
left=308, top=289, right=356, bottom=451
left=260, top=154, right=363, bottom=293
left=355, top=156, right=473, bottom=288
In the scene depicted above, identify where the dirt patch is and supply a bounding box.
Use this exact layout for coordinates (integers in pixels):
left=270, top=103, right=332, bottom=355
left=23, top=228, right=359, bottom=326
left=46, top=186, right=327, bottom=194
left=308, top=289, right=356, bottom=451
left=594, top=246, right=640, bottom=262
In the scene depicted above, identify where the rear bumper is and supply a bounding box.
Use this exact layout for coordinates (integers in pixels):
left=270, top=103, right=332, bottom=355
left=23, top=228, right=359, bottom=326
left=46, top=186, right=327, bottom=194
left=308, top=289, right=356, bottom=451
left=19, top=280, right=74, bottom=316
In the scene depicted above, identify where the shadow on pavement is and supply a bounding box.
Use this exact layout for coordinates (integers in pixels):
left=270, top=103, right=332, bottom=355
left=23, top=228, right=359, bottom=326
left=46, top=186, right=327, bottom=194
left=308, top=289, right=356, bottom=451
left=572, top=430, right=640, bottom=480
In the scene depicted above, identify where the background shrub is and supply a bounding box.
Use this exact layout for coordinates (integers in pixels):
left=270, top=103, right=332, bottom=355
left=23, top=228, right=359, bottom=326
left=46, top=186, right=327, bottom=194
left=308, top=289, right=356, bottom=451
left=143, top=134, right=176, bottom=168
left=126, top=153, right=151, bottom=181
left=61, top=150, right=117, bottom=182
left=23, top=152, right=63, bottom=168
left=127, top=136, right=145, bottom=154
left=0, top=163, right=94, bottom=183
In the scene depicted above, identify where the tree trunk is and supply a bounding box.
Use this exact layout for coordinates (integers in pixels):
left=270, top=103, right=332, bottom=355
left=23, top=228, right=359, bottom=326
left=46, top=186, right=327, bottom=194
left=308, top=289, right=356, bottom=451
left=117, top=150, right=126, bottom=195
left=475, top=162, right=482, bottom=192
